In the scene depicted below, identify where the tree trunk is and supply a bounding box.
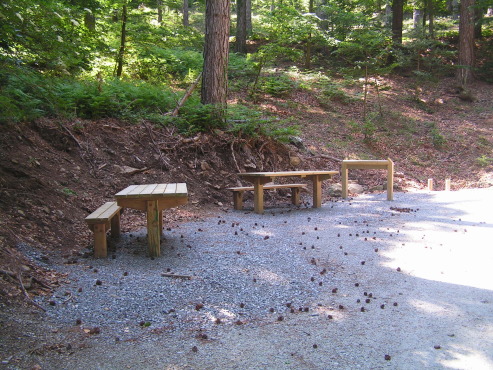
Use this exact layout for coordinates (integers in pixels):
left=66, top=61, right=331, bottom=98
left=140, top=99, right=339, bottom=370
left=457, top=0, right=475, bottom=86
left=427, top=0, right=434, bottom=37
left=391, top=0, right=404, bottom=45
left=246, top=0, right=252, bottom=34
left=201, top=0, right=230, bottom=115
left=183, top=0, right=189, bottom=27
left=157, top=0, right=163, bottom=23
left=116, top=5, right=127, bottom=78
left=235, top=0, right=247, bottom=53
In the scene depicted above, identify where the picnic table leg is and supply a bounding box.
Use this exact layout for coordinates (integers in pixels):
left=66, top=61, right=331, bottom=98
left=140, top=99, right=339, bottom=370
left=341, top=163, right=349, bottom=199
left=312, top=175, right=323, bottom=208
left=147, top=200, right=160, bottom=257
left=253, top=179, right=265, bottom=214
left=159, top=210, right=163, bottom=235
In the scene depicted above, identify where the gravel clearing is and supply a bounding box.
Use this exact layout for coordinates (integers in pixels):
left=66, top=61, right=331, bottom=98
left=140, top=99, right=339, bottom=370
left=4, top=188, right=493, bottom=369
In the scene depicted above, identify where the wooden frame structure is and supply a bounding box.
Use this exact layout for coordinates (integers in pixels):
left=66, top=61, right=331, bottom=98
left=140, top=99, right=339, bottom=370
left=341, top=159, right=394, bottom=201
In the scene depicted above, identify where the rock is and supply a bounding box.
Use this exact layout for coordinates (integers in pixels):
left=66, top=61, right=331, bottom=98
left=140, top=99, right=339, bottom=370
left=200, top=161, right=211, bottom=171
left=348, top=183, right=364, bottom=194
left=290, top=156, right=301, bottom=167
left=327, top=183, right=342, bottom=197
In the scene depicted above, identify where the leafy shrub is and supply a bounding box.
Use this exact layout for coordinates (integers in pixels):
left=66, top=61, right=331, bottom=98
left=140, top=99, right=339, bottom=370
left=259, top=74, right=296, bottom=97
left=227, top=105, right=299, bottom=142
left=131, top=47, right=203, bottom=82
left=175, top=101, right=227, bottom=135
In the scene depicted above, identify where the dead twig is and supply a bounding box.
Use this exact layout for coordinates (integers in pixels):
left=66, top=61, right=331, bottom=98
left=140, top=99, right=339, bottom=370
left=161, top=273, right=193, bottom=279
left=230, top=141, right=241, bottom=173
left=17, top=272, right=46, bottom=312
left=60, top=124, right=82, bottom=149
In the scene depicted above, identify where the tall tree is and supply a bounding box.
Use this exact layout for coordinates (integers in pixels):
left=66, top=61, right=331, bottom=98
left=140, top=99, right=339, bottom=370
left=201, top=0, right=230, bottom=114
left=115, top=4, right=127, bottom=78
left=457, top=0, right=475, bottom=86
left=183, top=0, right=190, bottom=26
left=235, top=0, right=247, bottom=53
left=391, top=0, right=405, bottom=45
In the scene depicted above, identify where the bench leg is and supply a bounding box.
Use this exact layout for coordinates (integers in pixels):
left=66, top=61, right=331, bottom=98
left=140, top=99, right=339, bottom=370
left=159, top=210, right=163, bottom=235
left=147, top=200, right=160, bottom=258
left=232, top=191, right=244, bottom=210
left=291, top=187, right=301, bottom=206
left=93, top=223, right=107, bottom=258
left=110, top=211, right=121, bottom=239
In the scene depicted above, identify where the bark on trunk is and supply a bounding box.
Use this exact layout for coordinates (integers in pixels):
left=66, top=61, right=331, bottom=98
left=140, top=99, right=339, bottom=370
left=457, top=0, right=475, bottom=86
left=235, top=0, right=247, bottom=54
left=201, top=0, right=230, bottom=113
left=391, top=0, right=404, bottom=45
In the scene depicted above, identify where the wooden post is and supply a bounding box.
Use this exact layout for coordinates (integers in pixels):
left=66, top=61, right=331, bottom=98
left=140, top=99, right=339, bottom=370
left=147, top=200, right=161, bottom=257
left=158, top=210, right=163, bottom=235
left=93, top=224, right=107, bottom=258
left=445, top=178, right=451, bottom=191
left=312, top=175, right=323, bottom=208
left=291, top=187, right=301, bottom=205
left=110, top=211, right=121, bottom=239
left=341, top=163, right=349, bottom=199
left=253, top=179, right=265, bottom=214
left=387, top=158, right=394, bottom=201
left=233, top=191, right=244, bottom=210
left=428, top=179, right=434, bottom=191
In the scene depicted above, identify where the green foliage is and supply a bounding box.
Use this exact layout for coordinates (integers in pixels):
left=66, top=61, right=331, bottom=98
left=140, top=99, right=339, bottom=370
left=131, top=47, right=203, bottom=82
left=258, top=74, right=296, bottom=97
left=476, top=155, right=493, bottom=167
left=226, top=105, right=299, bottom=142
left=424, top=121, right=445, bottom=149
left=174, top=102, right=227, bottom=135
left=395, top=33, right=456, bottom=77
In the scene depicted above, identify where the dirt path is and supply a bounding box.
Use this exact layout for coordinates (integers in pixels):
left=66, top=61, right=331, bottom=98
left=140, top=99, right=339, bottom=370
left=1, top=188, right=493, bottom=369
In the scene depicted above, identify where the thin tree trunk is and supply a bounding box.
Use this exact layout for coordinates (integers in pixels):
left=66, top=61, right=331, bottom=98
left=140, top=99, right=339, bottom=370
left=183, top=0, right=189, bottom=27
left=201, top=0, right=230, bottom=116
left=391, top=0, right=404, bottom=45
left=116, top=5, right=127, bottom=78
left=246, top=0, right=252, bottom=34
left=457, top=0, right=475, bottom=86
left=157, top=0, right=163, bottom=23
left=428, top=0, right=434, bottom=37
left=235, top=0, right=247, bottom=53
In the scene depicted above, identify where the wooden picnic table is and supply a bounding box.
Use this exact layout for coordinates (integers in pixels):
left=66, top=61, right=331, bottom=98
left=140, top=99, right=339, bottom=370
left=238, top=170, right=338, bottom=214
left=115, top=183, right=188, bottom=257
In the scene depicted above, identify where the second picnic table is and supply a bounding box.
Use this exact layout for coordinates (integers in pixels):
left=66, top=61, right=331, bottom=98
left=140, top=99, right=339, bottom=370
left=238, top=170, right=338, bottom=214
left=115, top=183, right=188, bottom=257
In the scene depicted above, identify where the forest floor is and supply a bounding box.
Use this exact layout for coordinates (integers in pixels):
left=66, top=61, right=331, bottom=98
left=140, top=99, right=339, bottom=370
left=0, top=75, right=492, bottom=368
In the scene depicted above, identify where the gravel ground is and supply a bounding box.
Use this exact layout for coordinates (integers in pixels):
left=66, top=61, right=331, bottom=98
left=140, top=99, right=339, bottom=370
left=3, top=188, right=493, bottom=369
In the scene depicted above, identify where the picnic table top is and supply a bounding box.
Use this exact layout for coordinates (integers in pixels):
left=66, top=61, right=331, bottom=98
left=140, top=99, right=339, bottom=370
left=238, top=170, right=338, bottom=178
left=115, top=183, right=188, bottom=199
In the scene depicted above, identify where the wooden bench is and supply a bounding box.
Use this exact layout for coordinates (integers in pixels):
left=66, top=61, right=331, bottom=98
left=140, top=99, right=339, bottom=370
left=341, top=158, right=394, bottom=200
left=85, top=201, right=123, bottom=258
left=227, top=184, right=306, bottom=210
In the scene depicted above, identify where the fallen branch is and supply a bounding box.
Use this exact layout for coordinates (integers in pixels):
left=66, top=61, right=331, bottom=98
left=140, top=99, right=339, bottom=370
left=17, top=273, right=46, bottom=312
left=161, top=273, right=193, bottom=279
left=168, top=72, right=202, bottom=117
